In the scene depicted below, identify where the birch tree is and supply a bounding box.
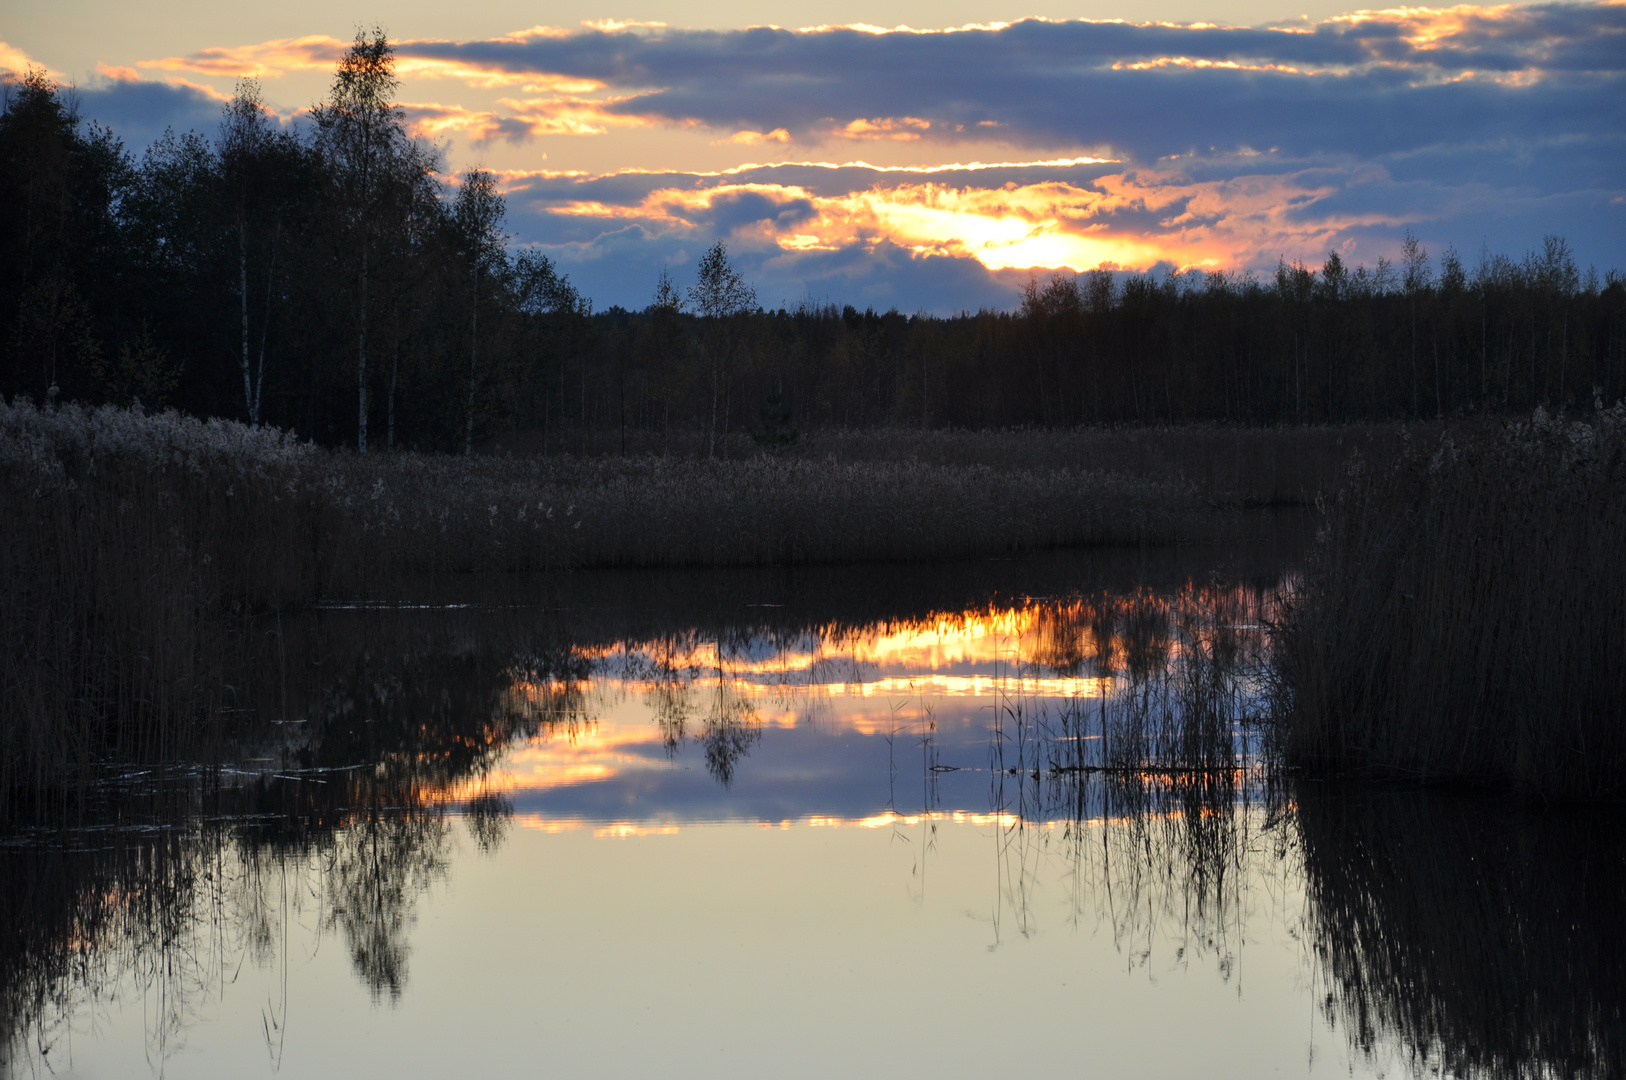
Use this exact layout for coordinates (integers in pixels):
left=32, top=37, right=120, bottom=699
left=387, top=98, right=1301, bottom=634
left=454, top=168, right=507, bottom=454
left=312, top=29, right=407, bottom=453
left=687, top=241, right=754, bottom=457
left=218, top=79, right=302, bottom=426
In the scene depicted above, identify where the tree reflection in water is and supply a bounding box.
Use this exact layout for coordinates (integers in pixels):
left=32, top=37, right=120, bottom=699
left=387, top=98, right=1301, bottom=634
left=2, top=556, right=1622, bottom=1079
left=617, top=628, right=767, bottom=786
left=322, top=812, right=452, bottom=1004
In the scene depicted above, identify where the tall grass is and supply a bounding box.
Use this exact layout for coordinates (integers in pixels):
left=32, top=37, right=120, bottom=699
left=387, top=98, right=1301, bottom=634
left=0, top=400, right=321, bottom=809
left=322, top=451, right=1214, bottom=576
left=793, top=423, right=1413, bottom=508
left=502, top=423, right=1411, bottom=509
left=1270, top=407, right=1626, bottom=799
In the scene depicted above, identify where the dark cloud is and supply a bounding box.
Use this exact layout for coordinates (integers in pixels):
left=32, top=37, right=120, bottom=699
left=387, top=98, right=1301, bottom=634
left=392, top=4, right=1624, bottom=170
left=511, top=207, right=1018, bottom=314
left=69, top=75, right=224, bottom=152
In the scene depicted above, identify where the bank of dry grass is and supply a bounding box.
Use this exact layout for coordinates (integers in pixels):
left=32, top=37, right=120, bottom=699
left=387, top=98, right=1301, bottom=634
left=792, top=424, right=1409, bottom=507
left=502, top=422, right=1411, bottom=509
left=1270, top=408, right=1626, bottom=800
left=322, top=452, right=1212, bottom=577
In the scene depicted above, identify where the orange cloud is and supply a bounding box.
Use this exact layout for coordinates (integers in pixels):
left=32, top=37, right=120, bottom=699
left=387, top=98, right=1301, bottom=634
left=142, top=34, right=603, bottom=91
left=0, top=39, right=57, bottom=78
left=142, top=35, right=345, bottom=78
left=727, top=128, right=792, bottom=145
left=1113, top=57, right=1310, bottom=74
left=840, top=116, right=933, bottom=141
left=544, top=164, right=1408, bottom=273
left=495, top=94, right=656, bottom=136
left=395, top=58, right=598, bottom=90
left=94, top=62, right=143, bottom=83
left=579, top=19, right=669, bottom=32
left=90, top=62, right=234, bottom=103
left=400, top=95, right=656, bottom=141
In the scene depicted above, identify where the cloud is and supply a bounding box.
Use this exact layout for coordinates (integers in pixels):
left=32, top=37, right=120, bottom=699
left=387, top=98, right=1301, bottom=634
left=68, top=66, right=228, bottom=150
left=839, top=117, right=934, bottom=141
left=0, top=38, right=55, bottom=79
left=331, top=6, right=1618, bottom=161
left=19, top=5, right=1623, bottom=310
left=146, top=7, right=1624, bottom=155
left=131, top=9, right=1623, bottom=190
left=523, top=165, right=1390, bottom=272
left=725, top=128, right=791, bottom=145
left=143, top=35, right=346, bottom=79
left=503, top=143, right=1622, bottom=312
left=401, top=94, right=654, bottom=142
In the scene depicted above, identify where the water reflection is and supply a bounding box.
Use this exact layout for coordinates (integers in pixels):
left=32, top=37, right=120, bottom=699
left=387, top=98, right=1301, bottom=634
left=484, top=573, right=1277, bottom=831
left=1299, top=787, right=1626, bottom=1079
left=2, top=541, right=1620, bottom=1079
left=0, top=810, right=456, bottom=1073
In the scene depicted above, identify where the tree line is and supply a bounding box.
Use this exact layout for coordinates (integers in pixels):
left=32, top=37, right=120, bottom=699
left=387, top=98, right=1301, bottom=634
left=0, top=31, right=589, bottom=452
left=4, top=32, right=1625, bottom=452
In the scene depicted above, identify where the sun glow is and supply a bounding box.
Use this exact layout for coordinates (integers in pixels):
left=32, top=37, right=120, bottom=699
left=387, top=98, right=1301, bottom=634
left=544, top=170, right=1358, bottom=272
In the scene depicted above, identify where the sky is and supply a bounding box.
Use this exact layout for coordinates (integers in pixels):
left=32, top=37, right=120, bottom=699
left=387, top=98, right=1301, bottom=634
left=4, top=1, right=1623, bottom=312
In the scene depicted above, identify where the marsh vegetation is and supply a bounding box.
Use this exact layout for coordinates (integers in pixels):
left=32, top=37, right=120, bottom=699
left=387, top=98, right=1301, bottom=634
left=1271, top=406, right=1626, bottom=799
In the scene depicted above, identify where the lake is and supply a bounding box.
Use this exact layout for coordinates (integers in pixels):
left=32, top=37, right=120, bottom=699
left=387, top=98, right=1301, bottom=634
left=3, top=531, right=1621, bottom=1079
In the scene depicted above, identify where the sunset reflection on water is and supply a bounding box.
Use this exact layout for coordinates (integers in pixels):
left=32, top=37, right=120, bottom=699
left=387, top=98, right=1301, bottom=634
left=479, top=581, right=1278, bottom=832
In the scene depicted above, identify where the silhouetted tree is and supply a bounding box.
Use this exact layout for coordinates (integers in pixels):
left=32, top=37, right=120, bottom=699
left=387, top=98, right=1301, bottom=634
left=312, top=29, right=412, bottom=452
left=454, top=168, right=507, bottom=453
left=688, top=241, right=755, bottom=456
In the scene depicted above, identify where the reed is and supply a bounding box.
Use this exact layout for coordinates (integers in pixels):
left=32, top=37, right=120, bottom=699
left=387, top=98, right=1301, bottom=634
left=792, top=423, right=1413, bottom=508
left=0, top=399, right=322, bottom=812
left=1270, top=407, right=1626, bottom=799
left=319, top=450, right=1216, bottom=579
left=501, top=422, right=1408, bottom=509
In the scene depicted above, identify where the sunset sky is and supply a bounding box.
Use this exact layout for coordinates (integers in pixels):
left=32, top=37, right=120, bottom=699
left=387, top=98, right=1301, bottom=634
left=5, top=0, right=1622, bottom=311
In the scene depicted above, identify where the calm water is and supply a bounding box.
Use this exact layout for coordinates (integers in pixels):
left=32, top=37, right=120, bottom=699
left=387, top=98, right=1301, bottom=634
left=3, top=537, right=1622, bottom=1079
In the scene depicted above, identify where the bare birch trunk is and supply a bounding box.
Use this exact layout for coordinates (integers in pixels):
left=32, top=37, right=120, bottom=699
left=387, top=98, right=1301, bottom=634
left=465, top=278, right=478, bottom=455
left=253, top=219, right=279, bottom=427
left=358, top=246, right=369, bottom=453
left=388, top=333, right=399, bottom=451
left=238, top=215, right=254, bottom=424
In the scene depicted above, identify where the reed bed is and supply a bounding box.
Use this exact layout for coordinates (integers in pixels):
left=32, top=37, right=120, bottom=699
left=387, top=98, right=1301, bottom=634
left=510, top=422, right=1407, bottom=508
left=0, top=397, right=1353, bottom=811
left=793, top=423, right=1412, bottom=508
left=323, top=451, right=1213, bottom=577
left=1270, top=407, right=1626, bottom=799
left=0, top=400, right=322, bottom=810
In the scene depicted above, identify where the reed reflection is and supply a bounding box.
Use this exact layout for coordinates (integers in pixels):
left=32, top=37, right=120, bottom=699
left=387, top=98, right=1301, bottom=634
left=496, top=576, right=1280, bottom=809
left=1299, top=788, right=1626, bottom=1080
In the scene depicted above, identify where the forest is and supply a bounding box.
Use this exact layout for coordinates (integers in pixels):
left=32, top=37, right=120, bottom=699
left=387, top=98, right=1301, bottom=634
left=4, top=32, right=1626, bottom=454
